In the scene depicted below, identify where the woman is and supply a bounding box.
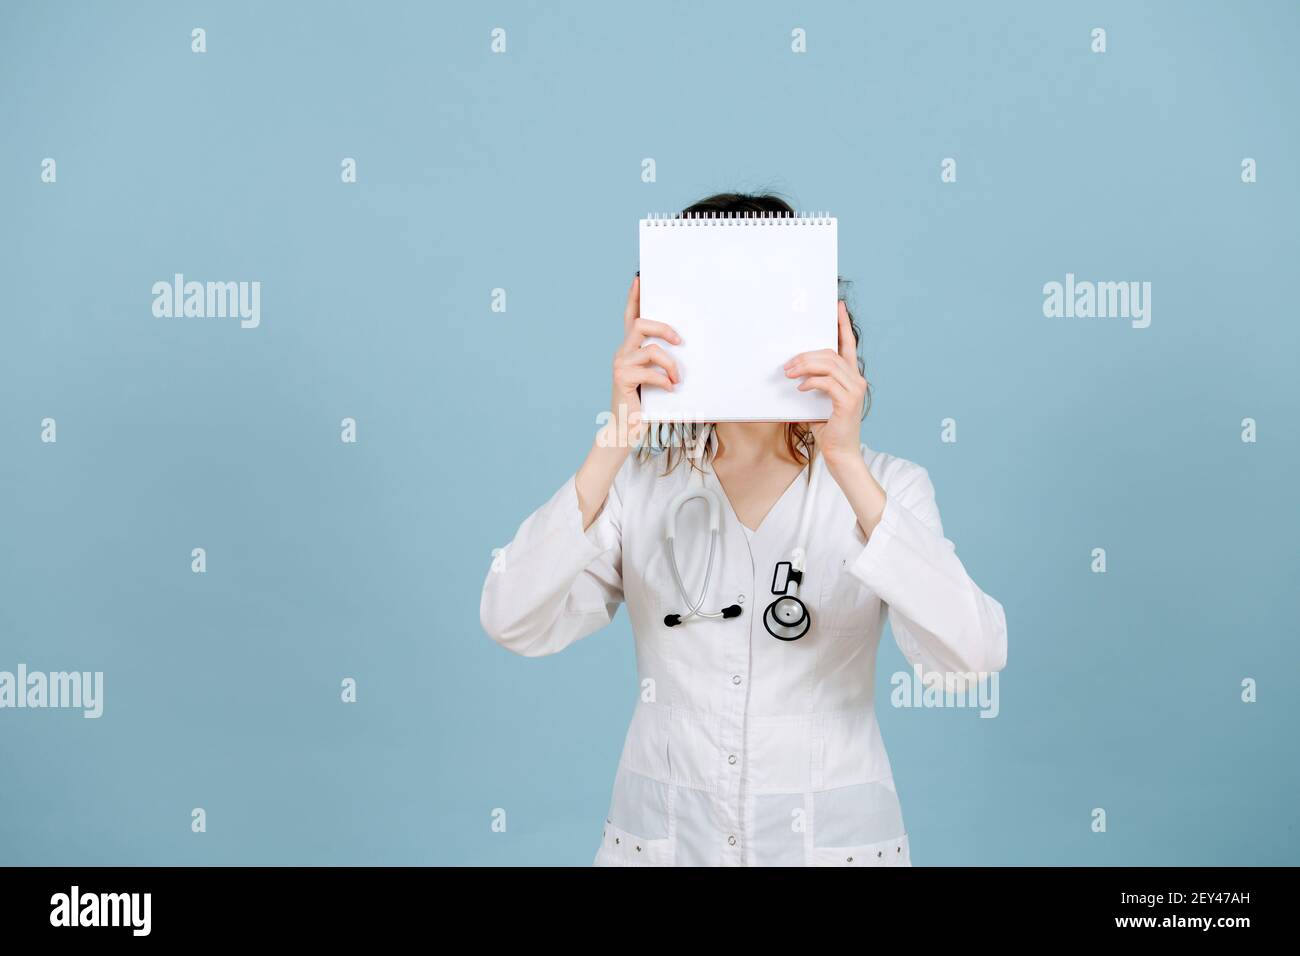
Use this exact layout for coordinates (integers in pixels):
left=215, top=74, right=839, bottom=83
left=480, top=193, right=1007, bottom=866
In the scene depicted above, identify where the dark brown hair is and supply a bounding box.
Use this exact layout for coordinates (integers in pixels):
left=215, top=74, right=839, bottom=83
left=637, top=192, right=870, bottom=475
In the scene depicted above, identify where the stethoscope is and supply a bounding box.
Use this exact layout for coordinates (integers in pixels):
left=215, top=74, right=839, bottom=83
left=662, top=427, right=822, bottom=641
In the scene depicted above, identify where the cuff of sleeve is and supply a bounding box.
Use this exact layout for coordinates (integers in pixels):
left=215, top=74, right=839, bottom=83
left=549, top=473, right=618, bottom=558
left=847, top=493, right=901, bottom=588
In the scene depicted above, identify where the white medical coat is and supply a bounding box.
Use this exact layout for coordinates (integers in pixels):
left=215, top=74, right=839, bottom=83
left=480, top=444, right=1007, bottom=866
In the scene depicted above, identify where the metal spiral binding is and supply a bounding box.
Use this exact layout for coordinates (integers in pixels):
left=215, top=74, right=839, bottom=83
left=642, top=211, right=835, bottom=226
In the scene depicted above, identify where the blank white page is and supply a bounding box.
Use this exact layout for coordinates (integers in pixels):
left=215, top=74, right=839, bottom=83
left=638, top=213, right=837, bottom=422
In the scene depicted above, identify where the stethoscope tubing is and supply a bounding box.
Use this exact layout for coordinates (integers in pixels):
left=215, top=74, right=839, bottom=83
left=666, top=532, right=725, bottom=621
left=665, top=425, right=823, bottom=631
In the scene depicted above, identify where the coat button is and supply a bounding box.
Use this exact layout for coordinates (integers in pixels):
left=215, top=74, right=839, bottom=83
left=727, top=835, right=737, bottom=846
left=846, top=856, right=854, bottom=863
left=731, top=675, right=741, bottom=685
left=727, top=754, right=737, bottom=765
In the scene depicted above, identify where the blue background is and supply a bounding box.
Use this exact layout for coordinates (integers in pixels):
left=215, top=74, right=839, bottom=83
left=1, top=0, right=1296, bottom=866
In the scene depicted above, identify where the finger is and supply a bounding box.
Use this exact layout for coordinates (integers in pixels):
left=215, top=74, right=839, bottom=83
left=784, top=349, right=841, bottom=371
left=621, top=367, right=674, bottom=391
left=631, top=317, right=682, bottom=346
left=623, top=343, right=680, bottom=383
left=619, top=344, right=680, bottom=383
left=796, top=375, right=849, bottom=405
left=623, top=275, right=640, bottom=332
left=837, top=301, right=858, bottom=364
left=785, top=351, right=851, bottom=385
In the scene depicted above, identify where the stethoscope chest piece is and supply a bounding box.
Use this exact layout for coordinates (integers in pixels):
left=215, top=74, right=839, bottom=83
left=763, top=595, right=810, bottom=641
left=763, top=561, right=811, bottom=641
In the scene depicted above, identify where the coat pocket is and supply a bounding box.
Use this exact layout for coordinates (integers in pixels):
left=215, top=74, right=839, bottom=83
left=818, top=556, right=881, bottom=639
left=592, top=766, right=675, bottom=867
left=594, top=820, right=674, bottom=866
left=809, top=833, right=911, bottom=867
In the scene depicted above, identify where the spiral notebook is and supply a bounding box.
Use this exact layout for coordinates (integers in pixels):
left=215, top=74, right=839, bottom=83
left=638, top=211, right=838, bottom=423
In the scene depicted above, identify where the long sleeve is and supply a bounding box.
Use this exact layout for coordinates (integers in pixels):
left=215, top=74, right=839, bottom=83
left=479, top=465, right=626, bottom=657
left=846, top=460, right=1007, bottom=676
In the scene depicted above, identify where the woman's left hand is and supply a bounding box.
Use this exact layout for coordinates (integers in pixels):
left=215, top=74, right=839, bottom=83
left=784, top=301, right=868, bottom=469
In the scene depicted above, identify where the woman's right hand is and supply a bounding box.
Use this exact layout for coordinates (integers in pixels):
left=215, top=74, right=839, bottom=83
left=578, top=276, right=682, bottom=529
left=609, top=274, right=681, bottom=448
